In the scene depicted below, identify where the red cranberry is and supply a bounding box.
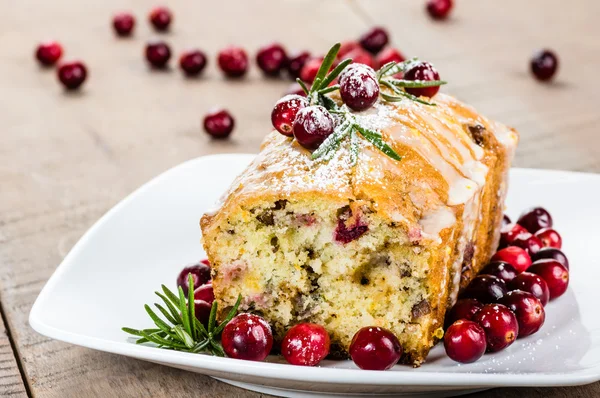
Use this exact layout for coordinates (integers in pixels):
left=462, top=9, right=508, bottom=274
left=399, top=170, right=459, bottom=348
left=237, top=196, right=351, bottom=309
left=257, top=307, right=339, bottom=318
left=203, top=109, right=235, bottom=139
left=334, top=208, right=368, bottom=244
left=193, top=283, right=214, bottom=304
left=359, top=27, right=389, bottom=54
left=426, top=0, right=453, bottom=20
left=218, top=46, right=249, bottom=78
left=256, top=43, right=287, bottom=77
left=292, top=105, right=335, bottom=150
left=499, top=223, right=528, bottom=249
left=179, top=49, right=207, bottom=77
left=508, top=272, right=550, bottom=306
left=281, top=323, right=330, bottom=366
left=517, top=207, right=553, bottom=234
left=404, top=61, right=442, bottom=97
left=502, top=214, right=512, bottom=228
left=473, top=304, right=518, bottom=352
left=531, top=247, right=569, bottom=270
left=528, top=259, right=569, bottom=300
left=345, top=48, right=377, bottom=69
left=349, top=327, right=402, bottom=370
left=271, top=95, right=308, bottom=137
left=480, top=261, right=518, bottom=283
left=285, top=82, right=308, bottom=97
left=499, top=291, right=545, bottom=337
left=299, top=57, right=324, bottom=83
left=512, top=233, right=543, bottom=256
left=113, top=12, right=135, bottom=37
left=535, top=228, right=562, bottom=249
left=145, top=40, right=171, bottom=68
left=36, top=41, right=63, bottom=66
left=491, top=246, right=532, bottom=273
left=286, top=51, right=310, bottom=79
left=444, top=320, right=486, bottom=363
left=176, top=262, right=211, bottom=296
left=530, top=49, right=559, bottom=82
left=461, top=274, right=507, bottom=304
left=221, top=313, right=273, bottom=361
left=338, top=41, right=361, bottom=59
left=194, top=299, right=212, bottom=325
left=149, top=6, right=172, bottom=32
left=376, top=47, right=405, bottom=67
left=57, top=61, right=88, bottom=90
left=444, top=298, right=483, bottom=328
left=200, top=258, right=210, bottom=266
left=339, top=64, right=380, bottom=111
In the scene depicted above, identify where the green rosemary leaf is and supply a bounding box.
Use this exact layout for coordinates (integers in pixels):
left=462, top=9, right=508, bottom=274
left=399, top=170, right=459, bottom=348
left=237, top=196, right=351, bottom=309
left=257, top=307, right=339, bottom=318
left=187, top=274, right=196, bottom=340
left=144, top=304, right=172, bottom=333
left=192, top=339, right=211, bottom=353
left=209, top=340, right=226, bottom=357
left=207, top=300, right=218, bottom=334
left=311, top=43, right=341, bottom=93
left=295, top=78, right=310, bottom=96
left=194, top=318, right=209, bottom=339
left=156, top=292, right=182, bottom=323
left=387, top=79, right=447, bottom=88
left=377, top=62, right=402, bottom=79
left=141, top=330, right=187, bottom=349
left=178, top=286, right=191, bottom=336
left=317, top=84, right=340, bottom=95
left=161, top=284, right=180, bottom=306
left=311, top=119, right=352, bottom=161
left=319, top=58, right=352, bottom=89
left=355, top=125, right=402, bottom=161
left=154, top=303, right=178, bottom=325
left=173, top=325, right=195, bottom=349
left=379, top=92, right=404, bottom=102
left=212, top=294, right=242, bottom=336
left=319, top=94, right=338, bottom=112
left=122, top=327, right=144, bottom=336
left=380, top=90, right=434, bottom=106
left=349, top=130, right=360, bottom=166
left=134, top=337, right=150, bottom=344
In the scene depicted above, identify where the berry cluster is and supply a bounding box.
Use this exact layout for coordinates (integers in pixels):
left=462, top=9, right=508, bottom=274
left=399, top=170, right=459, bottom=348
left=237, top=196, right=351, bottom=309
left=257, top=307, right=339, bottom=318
left=444, top=206, right=569, bottom=363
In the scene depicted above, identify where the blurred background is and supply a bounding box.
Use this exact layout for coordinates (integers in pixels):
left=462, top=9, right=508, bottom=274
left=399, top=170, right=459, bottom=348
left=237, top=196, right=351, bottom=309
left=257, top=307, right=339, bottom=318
left=1, top=1, right=599, bottom=397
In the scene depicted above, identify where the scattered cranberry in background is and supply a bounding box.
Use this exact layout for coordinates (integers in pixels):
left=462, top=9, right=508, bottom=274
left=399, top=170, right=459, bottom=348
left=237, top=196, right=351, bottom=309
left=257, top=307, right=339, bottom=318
left=532, top=247, right=569, bottom=270
left=473, top=304, right=519, bottom=352
left=339, top=64, right=380, bottom=111
left=426, top=0, right=454, bottom=20
left=112, top=12, right=135, bottom=37
left=203, top=109, right=235, bottom=139
left=285, top=82, right=308, bottom=97
left=535, top=228, right=562, bottom=249
left=444, top=320, right=486, bottom=363
left=499, top=223, right=528, bottom=249
left=36, top=41, right=63, bottom=66
left=517, top=207, right=553, bottom=234
left=218, top=46, right=249, bottom=78
left=491, top=246, right=531, bottom=273
left=256, top=43, right=288, bottom=77
left=281, top=323, right=330, bottom=366
left=480, top=261, right=518, bottom=283
left=221, top=313, right=273, bottom=361
left=176, top=262, right=211, bottom=296
left=346, top=48, right=377, bottom=69
left=338, top=41, right=361, bottom=59
left=193, top=283, right=215, bottom=304
left=300, top=57, right=324, bottom=83
left=293, top=105, right=335, bottom=150
left=530, top=49, right=559, bottom=82
left=286, top=51, right=310, bottom=79
left=528, top=259, right=569, bottom=300
left=271, top=94, right=308, bottom=137
left=145, top=40, right=171, bottom=68
left=149, top=6, right=172, bottom=32
left=376, top=47, right=405, bottom=67
left=179, top=49, right=207, bottom=77
left=500, top=291, right=545, bottom=337
left=359, top=26, right=389, bottom=54
left=461, top=274, right=507, bottom=304
left=502, top=214, right=512, bottom=228
left=403, top=61, right=442, bottom=97
left=444, top=298, right=483, bottom=328
left=57, top=61, right=88, bottom=90
left=349, top=327, right=402, bottom=370
left=508, top=272, right=550, bottom=306
left=511, top=233, right=543, bottom=256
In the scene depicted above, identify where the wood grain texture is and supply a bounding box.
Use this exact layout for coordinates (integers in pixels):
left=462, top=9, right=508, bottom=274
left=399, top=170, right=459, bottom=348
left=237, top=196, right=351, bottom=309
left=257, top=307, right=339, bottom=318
left=0, top=0, right=598, bottom=397
left=0, top=311, right=27, bottom=397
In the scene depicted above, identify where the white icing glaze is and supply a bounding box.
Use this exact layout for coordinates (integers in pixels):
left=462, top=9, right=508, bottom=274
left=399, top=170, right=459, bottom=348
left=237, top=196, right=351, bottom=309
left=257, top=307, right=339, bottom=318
left=419, top=206, right=457, bottom=243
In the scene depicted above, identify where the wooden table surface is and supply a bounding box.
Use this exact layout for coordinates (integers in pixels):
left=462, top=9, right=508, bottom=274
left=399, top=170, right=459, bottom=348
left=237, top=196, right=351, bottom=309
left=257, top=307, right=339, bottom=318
left=1, top=0, right=599, bottom=396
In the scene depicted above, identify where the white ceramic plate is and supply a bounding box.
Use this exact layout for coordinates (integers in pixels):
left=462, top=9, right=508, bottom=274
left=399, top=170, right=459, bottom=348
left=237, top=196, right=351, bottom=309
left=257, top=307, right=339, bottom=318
left=30, top=154, right=600, bottom=397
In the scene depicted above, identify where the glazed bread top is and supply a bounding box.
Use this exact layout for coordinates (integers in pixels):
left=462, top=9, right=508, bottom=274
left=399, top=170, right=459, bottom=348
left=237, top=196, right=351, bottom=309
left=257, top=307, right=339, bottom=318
left=202, top=94, right=518, bottom=245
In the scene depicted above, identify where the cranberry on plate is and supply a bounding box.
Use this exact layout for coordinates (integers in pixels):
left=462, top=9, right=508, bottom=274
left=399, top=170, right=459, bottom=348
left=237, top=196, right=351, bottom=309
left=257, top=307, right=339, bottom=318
left=359, top=26, right=389, bottom=54
left=339, top=64, right=380, bottom=111
left=271, top=95, right=308, bottom=137
left=149, top=6, right=172, bottom=32
left=461, top=274, right=507, bottom=304
left=426, top=0, right=453, bottom=20
left=293, top=105, right=335, bottom=150
left=194, top=300, right=212, bottom=325
left=535, top=228, right=562, bottom=249
left=36, top=41, right=63, bottom=66
left=349, top=326, right=402, bottom=370
left=499, top=223, right=528, bottom=249
left=113, top=12, right=135, bottom=37
left=403, top=61, right=442, bottom=98
left=480, top=261, right=518, bottom=283
left=57, top=61, right=88, bottom=90
left=508, top=272, right=550, bottom=307
left=281, top=323, right=330, bottom=366
left=531, top=247, right=569, bottom=270
left=179, top=49, right=207, bottom=77
left=203, top=109, right=235, bottom=139
left=502, top=214, right=512, bottom=228
left=145, top=40, right=171, bottom=68
left=528, top=259, right=569, bottom=300
left=530, top=49, right=559, bottom=82
left=444, top=320, right=486, bottom=363
left=500, top=290, right=545, bottom=337
left=218, top=46, right=249, bottom=78
left=511, top=233, right=543, bottom=256
left=444, top=298, right=483, bottom=328
left=286, top=51, right=310, bottom=79
left=473, top=304, right=519, bottom=352
left=193, top=283, right=215, bottom=304
left=491, top=246, right=531, bottom=274
left=517, top=207, right=553, bottom=234
left=221, top=313, right=273, bottom=361
left=176, top=261, right=211, bottom=296
left=256, top=43, right=288, bottom=76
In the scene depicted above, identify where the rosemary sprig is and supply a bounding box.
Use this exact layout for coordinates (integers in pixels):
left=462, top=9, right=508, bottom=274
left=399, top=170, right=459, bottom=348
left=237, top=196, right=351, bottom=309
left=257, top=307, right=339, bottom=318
left=122, top=274, right=242, bottom=356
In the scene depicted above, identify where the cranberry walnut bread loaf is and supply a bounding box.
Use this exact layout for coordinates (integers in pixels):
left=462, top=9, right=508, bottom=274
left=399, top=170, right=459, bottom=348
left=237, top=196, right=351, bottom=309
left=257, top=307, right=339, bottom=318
left=201, top=93, right=518, bottom=366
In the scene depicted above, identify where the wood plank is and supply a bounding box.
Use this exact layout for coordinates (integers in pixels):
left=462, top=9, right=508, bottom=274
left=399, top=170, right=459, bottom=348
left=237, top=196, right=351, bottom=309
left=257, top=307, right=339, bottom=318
left=0, top=308, right=28, bottom=397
